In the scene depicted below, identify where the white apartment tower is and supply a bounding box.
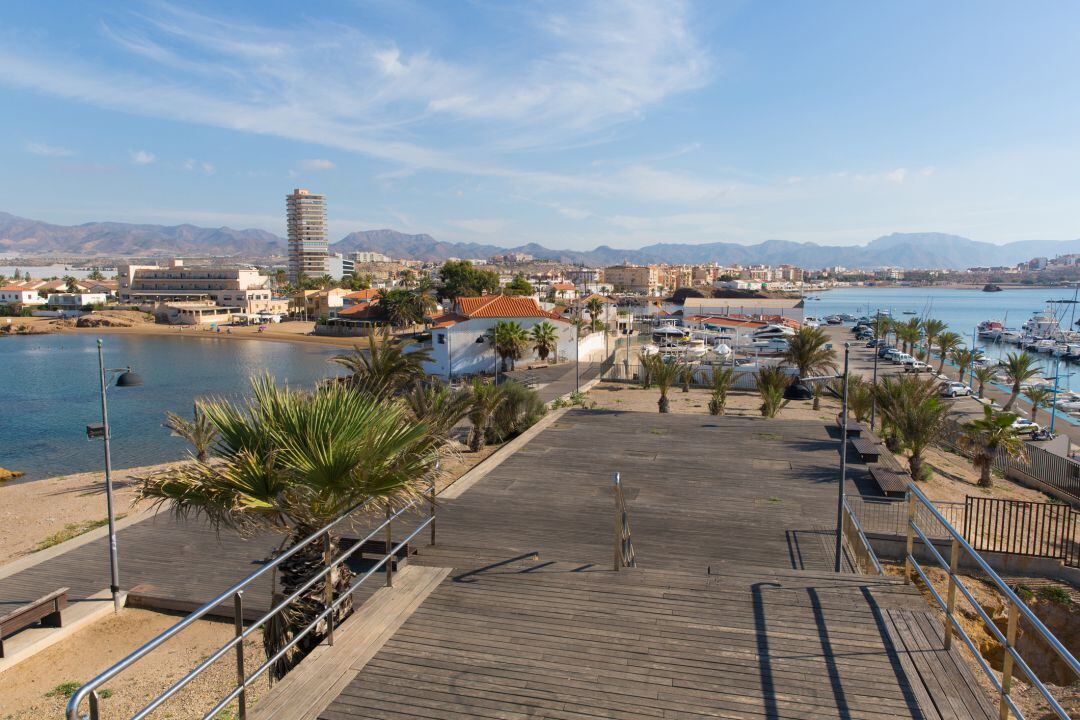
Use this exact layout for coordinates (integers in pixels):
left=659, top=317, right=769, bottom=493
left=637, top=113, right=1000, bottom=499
left=286, top=188, right=328, bottom=283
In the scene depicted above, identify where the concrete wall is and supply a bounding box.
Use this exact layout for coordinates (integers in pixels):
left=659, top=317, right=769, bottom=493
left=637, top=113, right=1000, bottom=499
left=424, top=318, right=586, bottom=378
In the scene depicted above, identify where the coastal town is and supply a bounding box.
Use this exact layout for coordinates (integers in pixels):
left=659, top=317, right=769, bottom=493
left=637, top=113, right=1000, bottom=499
left=3, top=3, right=1080, bottom=719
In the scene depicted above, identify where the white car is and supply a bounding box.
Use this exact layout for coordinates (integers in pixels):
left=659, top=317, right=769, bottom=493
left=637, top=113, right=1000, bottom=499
left=885, top=350, right=905, bottom=363
left=1010, top=418, right=1040, bottom=435
left=940, top=382, right=972, bottom=398
left=905, top=360, right=932, bottom=372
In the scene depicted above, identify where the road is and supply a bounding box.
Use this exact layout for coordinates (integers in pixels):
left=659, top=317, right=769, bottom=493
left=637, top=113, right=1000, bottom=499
left=822, top=325, right=1076, bottom=457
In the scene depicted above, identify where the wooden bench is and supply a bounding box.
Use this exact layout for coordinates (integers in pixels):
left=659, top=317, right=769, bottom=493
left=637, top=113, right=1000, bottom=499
left=354, top=539, right=415, bottom=564
left=869, top=467, right=910, bottom=497
left=834, top=416, right=864, bottom=437
left=849, top=436, right=882, bottom=462
left=0, top=587, right=68, bottom=658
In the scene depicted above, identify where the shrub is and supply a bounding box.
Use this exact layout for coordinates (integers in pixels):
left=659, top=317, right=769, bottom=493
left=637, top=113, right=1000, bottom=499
left=755, top=366, right=791, bottom=418
left=487, top=381, right=547, bottom=443
left=1037, top=586, right=1072, bottom=606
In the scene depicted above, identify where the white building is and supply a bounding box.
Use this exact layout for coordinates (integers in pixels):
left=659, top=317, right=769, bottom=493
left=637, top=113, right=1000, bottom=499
left=423, top=295, right=607, bottom=378
left=681, top=297, right=805, bottom=323
left=0, top=286, right=46, bottom=306
left=118, top=259, right=278, bottom=320
left=46, top=292, right=108, bottom=308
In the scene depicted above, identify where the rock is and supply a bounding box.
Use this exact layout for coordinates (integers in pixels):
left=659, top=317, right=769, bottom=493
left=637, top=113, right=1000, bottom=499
left=0, top=467, right=25, bottom=482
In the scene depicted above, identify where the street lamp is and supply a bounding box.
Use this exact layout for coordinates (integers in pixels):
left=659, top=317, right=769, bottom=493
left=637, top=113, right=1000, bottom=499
left=86, top=339, right=143, bottom=613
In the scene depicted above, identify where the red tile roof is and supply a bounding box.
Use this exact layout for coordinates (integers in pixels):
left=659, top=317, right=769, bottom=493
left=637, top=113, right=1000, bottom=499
left=551, top=282, right=576, bottom=291
left=344, top=289, right=380, bottom=301
left=454, top=295, right=565, bottom=321
left=429, top=312, right=470, bottom=328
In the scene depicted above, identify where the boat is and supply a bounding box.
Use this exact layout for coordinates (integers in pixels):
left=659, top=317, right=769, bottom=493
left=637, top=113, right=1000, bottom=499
left=1000, top=330, right=1023, bottom=344
left=651, top=326, right=688, bottom=344
left=1053, top=343, right=1071, bottom=357
left=977, top=320, right=1004, bottom=340
left=902, top=311, right=917, bottom=315
left=803, top=316, right=820, bottom=328
left=749, top=338, right=790, bottom=354
left=1067, top=344, right=1080, bottom=361
left=753, top=323, right=796, bottom=339
left=1035, top=339, right=1057, bottom=354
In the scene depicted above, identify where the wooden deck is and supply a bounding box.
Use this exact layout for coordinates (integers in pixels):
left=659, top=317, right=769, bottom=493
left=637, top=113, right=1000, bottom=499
left=311, top=410, right=995, bottom=720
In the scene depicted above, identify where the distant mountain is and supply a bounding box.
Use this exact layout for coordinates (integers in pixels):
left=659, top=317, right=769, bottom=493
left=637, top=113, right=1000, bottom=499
left=0, top=211, right=283, bottom=257
left=3, top=211, right=1080, bottom=269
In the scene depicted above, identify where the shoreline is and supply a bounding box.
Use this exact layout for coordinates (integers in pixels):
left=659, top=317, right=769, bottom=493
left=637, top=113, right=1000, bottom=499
left=2, top=317, right=369, bottom=348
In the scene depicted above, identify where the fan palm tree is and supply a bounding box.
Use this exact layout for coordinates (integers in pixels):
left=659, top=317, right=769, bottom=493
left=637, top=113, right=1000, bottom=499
left=895, top=318, right=922, bottom=355
left=530, top=321, right=559, bottom=363
left=403, top=380, right=473, bottom=441
left=921, top=319, right=947, bottom=357
left=488, top=320, right=529, bottom=371
left=755, top=366, right=791, bottom=418
left=972, top=366, right=995, bottom=399
left=950, top=348, right=975, bottom=383
left=467, top=379, right=504, bottom=452
left=1001, top=351, right=1040, bottom=411
left=331, top=330, right=431, bottom=395
left=781, top=326, right=837, bottom=380
left=959, top=406, right=1026, bottom=488
left=645, top=355, right=683, bottom=413
left=137, top=377, right=446, bottom=677
left=163, top=404, right=218, bottom=463
left=1023, top=386, right=1053, bottom=424
left=934, top=332, right=962, bottom=374
left=873, top=375, right=949, bottom=481
left=708, top=366, right=735, bottom=416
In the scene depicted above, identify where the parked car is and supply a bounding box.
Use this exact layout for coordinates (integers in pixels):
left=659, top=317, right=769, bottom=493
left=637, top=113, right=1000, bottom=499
left=939, top=381, right=972, bottom=398
left=885, top=349, right=905, bottom=363
left=866, top=338, right=880, bottom=347
left=1010, top=417, right=1041, bottom=435
left=904, top=359, right=932, bottom=372
left=877, top=345, right=896, bottom=358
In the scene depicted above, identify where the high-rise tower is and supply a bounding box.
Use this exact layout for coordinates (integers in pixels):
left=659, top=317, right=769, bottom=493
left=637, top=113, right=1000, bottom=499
left=286, top=188, right=328, bottom=283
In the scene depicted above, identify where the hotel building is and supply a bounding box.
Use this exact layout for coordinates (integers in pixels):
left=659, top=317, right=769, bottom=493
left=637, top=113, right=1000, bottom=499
left=286, top=188, right=328, bottom=283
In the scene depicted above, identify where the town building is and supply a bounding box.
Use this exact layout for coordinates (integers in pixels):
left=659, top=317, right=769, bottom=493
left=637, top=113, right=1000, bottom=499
left=602, top=265, right=659, bottom=295
left=680, top=297, right=805, bottom=323
left=327, top=253, right=354, bottom=280
left=46, top=292, right=107, bottom=309
left=0, top=285, right=46, bottom=306
left=286, top=188, right=328, bottom=283
left=424, top=295, right=607, bottom=378
left=118, top=259, right=282, bottom=323
left=350, top=251, right=392, bottom=264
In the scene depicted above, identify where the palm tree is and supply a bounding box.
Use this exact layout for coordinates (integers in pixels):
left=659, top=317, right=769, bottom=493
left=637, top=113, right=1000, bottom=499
left=755, top=366, right=791, bottom=418
left=846, top=376, right=874, bottom=423
left=137, top=377, right=446, bottom=677
left=873, top=375, right=949, bottom=481
left=637, top=351, right=654, bottom=388
left=782, top=326, right=837, bottom=379
left=1023, top=386, right=1053, bottom=424
left=403, top=381, right=473, bottom=441
left=678, top=363, right=696, bottom=392
left=1001, top=351, right=1040, bottom=411
left=331, top=330, right=431, bottom=394
left=934, top=332, right=962, bottom=374
left=530, top=321, right=559, bottom=363
left=707, top=366, right=734, bottom=416
left=972, top=366, right=995, bottom=399
left=872, top=315, right=892, bottom=344
left=922, top=319, right=947, bottom=357
left=896, top=318, right=922, bottom=354
left=959, top=406, right=1026, bottom=488
left=585, top=297, right=605, bottom=323
left=644, top=355, right=683, bottom=413
left=468, top=379, right=504, bottom=452
left=951, top=348, right=975, bottom=383
left=488, top=320, right=529, bottom=371
left=63, top=275, right=80, bottom=293
left=163, top=404, right=218, bottom=463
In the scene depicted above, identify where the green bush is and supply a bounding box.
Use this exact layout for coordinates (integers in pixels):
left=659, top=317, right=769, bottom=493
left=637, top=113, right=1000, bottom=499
left=1036, top=585, right=1072, bottom=606
left=487, top=381, right=546, bottom=443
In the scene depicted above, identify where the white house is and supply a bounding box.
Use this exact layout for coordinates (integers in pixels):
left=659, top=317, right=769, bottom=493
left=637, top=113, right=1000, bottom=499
left=0, top=286, right=46, bottom=306
left=45, top=292, right=107, bottom=308
left=423, top=295, right=607, bottom=379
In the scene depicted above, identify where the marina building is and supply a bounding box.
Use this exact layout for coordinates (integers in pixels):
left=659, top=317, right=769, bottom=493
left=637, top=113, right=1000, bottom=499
left=286, top=188, right=328, bottom=283
left=118, top=259, right=283, bottom=324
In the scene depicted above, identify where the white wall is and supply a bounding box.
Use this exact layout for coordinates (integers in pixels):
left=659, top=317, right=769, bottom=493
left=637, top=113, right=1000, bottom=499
left=423, top=317, right=582, bottom=378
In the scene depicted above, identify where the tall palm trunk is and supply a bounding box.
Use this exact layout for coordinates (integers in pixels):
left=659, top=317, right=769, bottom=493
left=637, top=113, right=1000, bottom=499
left=908, top=450, right=925, bottom=482
left=267, top=528, right=354, bottom=679
left=977, top=456, right=993, bottom=488
left=1003, top=384, right=1020, bottom=411
left=658, top=391, right=670, bottom=413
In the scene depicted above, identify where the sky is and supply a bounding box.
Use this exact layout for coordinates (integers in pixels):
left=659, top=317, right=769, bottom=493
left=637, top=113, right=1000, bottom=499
left=1, top=0, right=1080, bottom=250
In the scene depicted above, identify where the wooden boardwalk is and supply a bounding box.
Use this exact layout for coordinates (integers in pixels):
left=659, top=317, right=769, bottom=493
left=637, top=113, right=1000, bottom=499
left=313, top=410, right=995, bottom=720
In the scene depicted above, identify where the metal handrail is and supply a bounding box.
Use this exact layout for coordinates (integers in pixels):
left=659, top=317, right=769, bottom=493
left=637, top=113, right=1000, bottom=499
left=904, top=483, right=1078, bottom=719
left=67, top=477, right=437, bottom=720
left=841, top=498, right=883, bottom=575
left=612, top=472, right=636, bottom=570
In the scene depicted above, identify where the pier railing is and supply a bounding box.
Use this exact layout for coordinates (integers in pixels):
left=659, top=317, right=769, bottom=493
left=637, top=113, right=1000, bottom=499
left=67, top=480, right=437, bottom=720
left=903, top=483, right=1079, bottom=719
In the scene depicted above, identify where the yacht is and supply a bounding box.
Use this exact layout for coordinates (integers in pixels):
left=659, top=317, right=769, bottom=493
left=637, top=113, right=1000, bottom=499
left=1053, top=343, right=1071, bottom=357
left=1067, top=344, right=1080, bottom=361
left=1055, top=393, right=1080, bottom=411
left=753, top=323, right=796, bottom=339
left=749, top=338, right=790, bottom=354
left=659, top=338, right=710, bottom=360
left=1000, top=330, right=1023, bottom=344
left=1035, top=339, right=1058, bottom=354
left=803, top=316, right=820, bottom=328
left=977, top=320, right=1004, bottom=340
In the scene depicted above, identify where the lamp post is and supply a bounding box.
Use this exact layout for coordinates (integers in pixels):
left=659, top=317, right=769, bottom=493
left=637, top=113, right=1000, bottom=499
left=446, top=326, right=453, bottom=384
left=1049, top=356, right=1061, bottom=435
left=834, top=342, right=850, bottom=573
left=870, top=316, right=879, bottom=430
left=88, top=339, right=143, bottom=612
left=575, top=324, right=580, bottom=394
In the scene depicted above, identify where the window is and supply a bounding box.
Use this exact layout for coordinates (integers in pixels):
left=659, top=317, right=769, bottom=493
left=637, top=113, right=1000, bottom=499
left=437, top=333, right=446, bottom=345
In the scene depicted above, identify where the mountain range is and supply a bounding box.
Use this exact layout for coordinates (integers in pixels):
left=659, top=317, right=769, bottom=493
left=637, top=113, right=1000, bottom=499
left=2, top=211, right=1078, bottom=270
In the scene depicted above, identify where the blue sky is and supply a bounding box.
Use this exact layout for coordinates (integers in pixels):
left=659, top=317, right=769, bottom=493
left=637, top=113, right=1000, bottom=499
left=2, top=0, right=1079, bottom=249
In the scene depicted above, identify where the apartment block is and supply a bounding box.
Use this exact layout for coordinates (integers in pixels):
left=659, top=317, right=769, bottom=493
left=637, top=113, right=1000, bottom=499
left=287, top=188, right=328, bottom=283
left=602, top=264, right=659, bottom=294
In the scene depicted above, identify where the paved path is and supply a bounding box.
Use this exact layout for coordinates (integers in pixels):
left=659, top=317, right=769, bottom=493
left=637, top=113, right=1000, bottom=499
left=316, top=410, right=995, bottom=720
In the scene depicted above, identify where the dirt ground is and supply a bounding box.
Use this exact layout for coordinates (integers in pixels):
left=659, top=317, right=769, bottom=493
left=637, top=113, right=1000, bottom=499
left=0, top=608, right=265, bottom=720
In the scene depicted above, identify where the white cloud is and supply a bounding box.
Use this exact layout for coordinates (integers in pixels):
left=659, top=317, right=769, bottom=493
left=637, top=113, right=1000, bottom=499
left=24, top=140, right=74, bottom=157
left=130, top=149, right=156, bottom=165
left=201, top=162, right=215, bottom=174
left=885, top=168, right=907, bottom=184
left=299, top=158, right=335, bottom=171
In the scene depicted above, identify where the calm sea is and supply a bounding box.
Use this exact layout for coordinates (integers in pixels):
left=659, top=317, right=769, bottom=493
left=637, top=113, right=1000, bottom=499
left=0, top=335, right=345, bottom=479
left=808, top=286, right=1080, bottom=391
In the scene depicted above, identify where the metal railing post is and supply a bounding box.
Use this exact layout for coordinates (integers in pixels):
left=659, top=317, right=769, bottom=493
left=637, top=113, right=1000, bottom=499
left=385, top=505, right=394, bottom=588
left=944, top=538, right=959, bottom=650
left=429, top=479, right=436, bottom=547
left=323, top=533, right=335, bottom=647
left=233, top=590, right=247, bottom=720
left=904, top=491, right=915, bottom=585
left=88, top=691, right=101, bottom=720
left=613, top=473, right=622, bottom=571
left=1000, top=601, right=1020, bottom=719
